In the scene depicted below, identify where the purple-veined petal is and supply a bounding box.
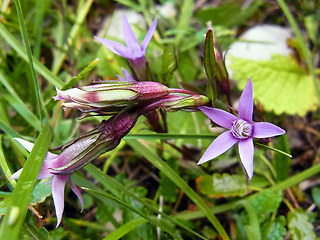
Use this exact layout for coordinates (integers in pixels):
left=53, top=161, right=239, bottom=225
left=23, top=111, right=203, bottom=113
left=52, top=175, right=69, bottom=228
left=199, top=106, right=238, bottom=129
left=252, top=122, right=286, bottom=138
left=37, top=161, right=54, bottom=179
left=94, top=36, right=127, bottom=55
left=238, top=138, right=254, bottom=180
left=122, top=15, right=140, bottom=49
left=13, top=138, right=57, bottom=160
left=238, top=78, right=253, bottom=122
left=141, top=17, right=157, bottom=52
left=69, top=179, right=84, bottom=212
left=11, top=168, right=22, bottom=179
left=197, top=131, right=238, bottom=165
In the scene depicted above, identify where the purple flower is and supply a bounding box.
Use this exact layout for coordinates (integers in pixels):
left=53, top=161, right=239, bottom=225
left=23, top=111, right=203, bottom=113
left=11, top=138, right=84, bottom=228
left=198, top=79, right=285, bottom=180
left=95, top=15, right=157, bottom=80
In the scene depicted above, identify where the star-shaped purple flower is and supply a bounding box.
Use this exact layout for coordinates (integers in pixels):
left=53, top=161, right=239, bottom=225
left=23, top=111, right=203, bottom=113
left=11, top=138, right=84, bottom=228
left=95, top=15, right=157, bottom=80
left=198, top=79, right=285, bottom=180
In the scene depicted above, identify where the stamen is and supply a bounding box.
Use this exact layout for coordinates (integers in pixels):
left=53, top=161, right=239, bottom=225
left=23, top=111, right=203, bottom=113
left=231, top=119, right=252, bottom=139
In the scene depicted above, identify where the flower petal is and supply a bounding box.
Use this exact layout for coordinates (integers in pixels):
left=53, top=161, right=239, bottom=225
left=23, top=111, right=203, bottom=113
left=238, top=78, right=253, bottom=122
left=197, top=131, right=238, bottom=164
left=121, top=68, right=136, bottom=82
left=199, top=106, right=238, bottom=129
left=11, top=168, right=22, bottom=179
left=113, top=45, right=133, bottom=59
left=238, top=138, right=254, bottom=180
left=94, top=36, right=127, bottom=56
left=252, top=122, right=286, bottom=138
left=13, top=138, right=57, bottom=160
left=122, top=15, right=140, bottom=49
left=141, top=17, right=157, bottom=52
left=52, top=175, right=69, bottom=228
left=69, top=179, right=84, bottom=212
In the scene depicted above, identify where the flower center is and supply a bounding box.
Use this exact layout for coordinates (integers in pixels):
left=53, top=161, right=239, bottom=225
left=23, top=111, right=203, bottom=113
left=231, top=119, right=252, bottom=139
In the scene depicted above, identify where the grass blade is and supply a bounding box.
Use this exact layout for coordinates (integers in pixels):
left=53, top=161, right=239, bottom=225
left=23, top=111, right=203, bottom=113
left=14, top=0, right=47, bottom=121
left=103, top=218, right=148, bottom=240
left=126, top=139, right=230, bottom=240
left=0, top=22, right=64, bottom=88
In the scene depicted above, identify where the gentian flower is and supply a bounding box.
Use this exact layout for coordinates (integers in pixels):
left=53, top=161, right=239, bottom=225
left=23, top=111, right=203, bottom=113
left=95, top=15, right=157, bottom=80
left=11, top=138, right=84, bottom=228
left=198, top=79, right=285, bottom=180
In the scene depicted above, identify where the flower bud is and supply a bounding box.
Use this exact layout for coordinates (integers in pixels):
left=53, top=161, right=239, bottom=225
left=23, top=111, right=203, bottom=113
left=54, top=81, right=169, bottom=113
left=50, top=109, right=140, bottom=175
left=162, top=94, right=210, bottom=112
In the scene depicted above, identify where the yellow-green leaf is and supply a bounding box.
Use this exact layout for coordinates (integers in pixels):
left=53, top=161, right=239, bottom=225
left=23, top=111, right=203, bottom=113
left=230, top=54, right=318, bottom=116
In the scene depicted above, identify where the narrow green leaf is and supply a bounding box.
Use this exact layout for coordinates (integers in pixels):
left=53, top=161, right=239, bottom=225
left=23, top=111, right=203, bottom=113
left=175, top=0, right=194, bottom=45
left=0, top=22, right=64, bottom=88
left=126, top=139, right=229, bottom=240
left=0, top=135, right=16, bottom=188
left=84, top=164, right=207, bottom=240
left=273, top=135, right=291, bottom=181
left=125, top=134, right=292, bottom=158
left=15, top=0, right=49, bottom=121
left=62, top=58, right=99, bottom=90
left=0, top=121, right=53, bottom=240
left=83, top=188, right=183, bottom=240
left=3, top=94, right=42, bottom=131
left=33, top=0, right=50, bottom=59
left=103, top=218, right=148, bottom=240
left=52, top=0, right=93, bottom=75
left=204, top=29, right=217, bottom=104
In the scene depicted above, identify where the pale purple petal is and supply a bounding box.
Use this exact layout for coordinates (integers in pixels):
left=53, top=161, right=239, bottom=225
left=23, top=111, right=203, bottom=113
left=69, top=179, right=84, bottom=212
left=197, top=131, right=238, bottom=164
left=37, top=161, right=54, bottom=179
left=113, top=45, right=133, bottom=59
left=94, top=36, right=127, bottom=55
left=122, top=15, right=140, bottom=49
left=252, top=122, right=286, bottom=138
left=11, top=168, right=22, bottom=179
left=238, top=78, right=253, bottom=122
left=121, top=68, right=136, bottom=82
left=52, top=175, right=69, bottom=228
left=13, top=138, right=34, bottom=153
left=238, top=138, right=254, bottom=180
left=199, top=106, right=238, bottom=129
left=141, top=17, right=157, bottom=52
left=13, top=138, right=57, bottom=160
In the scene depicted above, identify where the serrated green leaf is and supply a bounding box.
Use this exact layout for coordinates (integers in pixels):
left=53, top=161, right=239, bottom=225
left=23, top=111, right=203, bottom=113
left=21, top=223, right=52, bottom=240
left=230, top=55, right=318, bottom=116
left=288, top=209, right=317, bottom=240
left=262, top=216, right=287, bottom=240
left=196, top=174, right=248, bottom=198
left=249, top=190, right=282, bottom=224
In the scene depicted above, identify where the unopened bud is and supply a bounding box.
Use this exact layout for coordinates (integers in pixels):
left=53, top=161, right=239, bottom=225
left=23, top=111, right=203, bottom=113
left=54, top=81, right=169, bottom=113
left=162, top=95, right=210, bottom=112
